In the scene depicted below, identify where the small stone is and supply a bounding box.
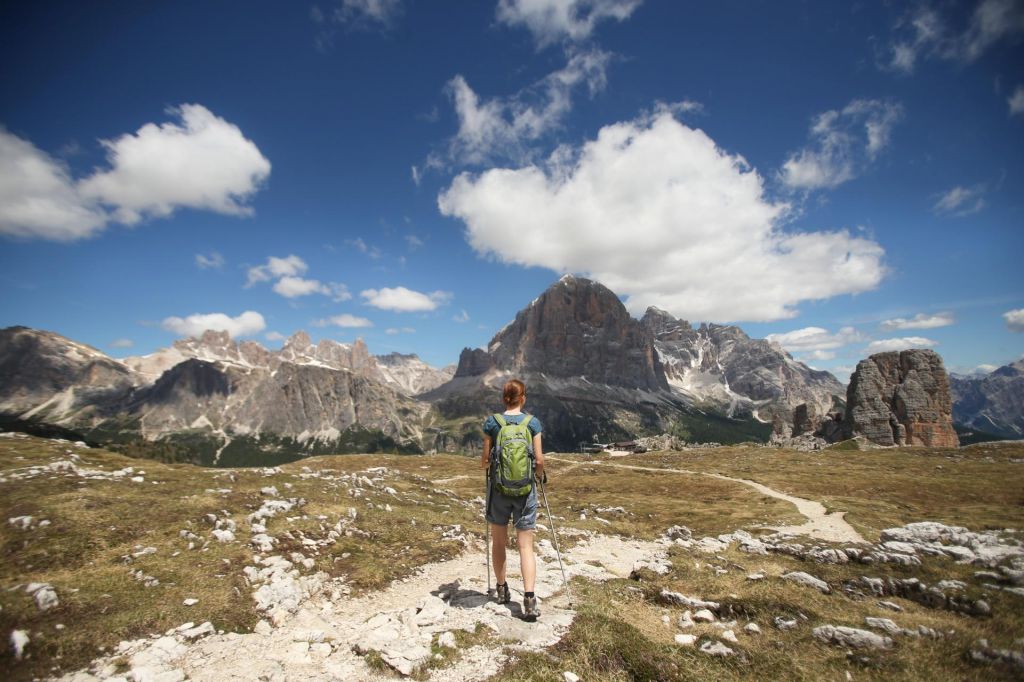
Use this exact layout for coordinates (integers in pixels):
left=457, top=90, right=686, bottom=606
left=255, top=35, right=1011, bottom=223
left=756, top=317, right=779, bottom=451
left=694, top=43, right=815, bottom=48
left=699, top=640, right=736, bottom=657
left=744, top=622, right=761, bottom=634
left=774, top=616, right=798, bottom=630
left=693, top=609, right=716, bottom=623
left=783, top=571, right=831, bottom=594
left=674, top=633, right=697, bottom=646
left=747, top=571, right=766, bottom=581
left=722, top=629, right=738, bottom=643
left=10, top=629, right=29, bottom=659
left=254, top=620, right=272, bottom=635
left=813, top=625, right=893, bottom=650
left=183, top=598, right=199, bottom=606
left=877, top=600, right=903, bottom=612
left=438, top=631, right=457, bottom=649
left=563, top=673, right=581, bottom=682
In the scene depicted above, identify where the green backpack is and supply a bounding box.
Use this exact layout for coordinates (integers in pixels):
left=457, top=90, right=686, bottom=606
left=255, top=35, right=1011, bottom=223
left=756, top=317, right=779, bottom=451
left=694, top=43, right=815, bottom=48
left=491, top=413, right=535, bottom=497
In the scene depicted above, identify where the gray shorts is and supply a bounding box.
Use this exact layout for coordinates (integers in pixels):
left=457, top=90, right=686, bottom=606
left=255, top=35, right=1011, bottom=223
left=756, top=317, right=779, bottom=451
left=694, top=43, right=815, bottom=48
left=487, top=485, right=538, bottom=531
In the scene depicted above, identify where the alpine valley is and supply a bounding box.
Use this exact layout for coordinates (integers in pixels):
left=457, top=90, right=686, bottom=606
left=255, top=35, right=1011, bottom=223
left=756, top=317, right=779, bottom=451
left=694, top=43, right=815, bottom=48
left=0, top=276, right=1016, bottom=464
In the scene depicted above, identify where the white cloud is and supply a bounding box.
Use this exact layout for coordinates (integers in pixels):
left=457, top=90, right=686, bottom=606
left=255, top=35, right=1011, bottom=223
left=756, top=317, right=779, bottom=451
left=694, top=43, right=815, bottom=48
left=346, top=237, right=382, bottom=259
left=246, top=255, right=309, bottom=286
left=453, top=309, right=470, bottom=323
left=766, top=326, right=865, bottom=352
left=405, top=234, right=424, bottom=250
left=265, top=331, right=286, bottom=342
left=161, top=310, right=266, bottom=338
left=273, top=276, right=331, bottom=298
left=443, top=47, right=610, bottom=166
left=880, top=311, right=955, bottom=330
left=78, top=104, right=270, bottom=225
left=385, top=327, right=416, bottom=335
left=832, top=365, right=855, bottom=378
left=1009, top=86, right=1024, bottom=115
left=1004, top=308, right=1024, bottom=332
left=1, top=106, right=269, bottom=242
left=866, top=336, right=938, bottom=353
left=933, top=185, right=986, bottom=216
left=802, top=350, right=836, bottom=361
left=0, top=128, right=110, bottom=241
left=109, top=338, right=134, bottom=349
left=496, top=0, right=642, bottom=47
left=439, top=110, right=886, bottom=322
left=411, top=165, right=422, bottom=186
left=195, top=251, right=225, bottom=269
left=361, top=286, right=452, bottom=312
left=780, top=99, right=903, bottom=190
left=883, top=0, right=1024, bottom=73
left=246, top=255, right=351, bottom=301
left=331, top=0, right=401, bottom=27
left=313, top=314, right=374, bottom=328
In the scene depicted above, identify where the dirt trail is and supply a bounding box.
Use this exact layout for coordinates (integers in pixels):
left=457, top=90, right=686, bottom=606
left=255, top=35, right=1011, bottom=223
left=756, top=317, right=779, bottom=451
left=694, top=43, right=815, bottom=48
left=65, top=534, right=666, bottom=682
left=549, top=456, right=866, bottom=544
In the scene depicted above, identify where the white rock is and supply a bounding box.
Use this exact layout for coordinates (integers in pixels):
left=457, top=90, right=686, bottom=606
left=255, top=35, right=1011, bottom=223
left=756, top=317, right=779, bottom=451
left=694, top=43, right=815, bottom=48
left=722, top=629, right=738, bottom=643
left=782, top=571, right=831, bottom=593
left=8, top=516, right=33, bottom=529
left=131, top=476, right=145, bottom=483
left=660, top=589, right=719, bottom=611
left=813, top=625, right=893, bottom=650
left=700, top=640, right=736, bottom=657
left=438, top=631, right=457, bottom=649
left=744, top=622, right=761, bottom=634
left=747, top=571, right=766, bottom=581
left=183, top=598, right=199, bottom=606
left=254, top=619, right=272, bottom=635
left=212, top=529, right=235, bottom=543
left=563, top=673, right=581, bottom=682
left=414, top=595, right=447, bottom=626
left=774, top=617, right=798, bottom=630
left=10, top=629, right=29, bottom=659
left=261, top=486, right=279, bottom=497
left=179, top=622, right=215, bottom=640
left=674, top=633, right=697, bottom=646
left=26, top=582, right=59, bottom=611
left=693, top=609, right=716, bottom=623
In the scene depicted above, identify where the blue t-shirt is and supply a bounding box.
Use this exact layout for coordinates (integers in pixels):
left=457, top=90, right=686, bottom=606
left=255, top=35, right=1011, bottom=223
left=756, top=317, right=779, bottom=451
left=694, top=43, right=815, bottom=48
left=483, top=412, right=542, bottom=440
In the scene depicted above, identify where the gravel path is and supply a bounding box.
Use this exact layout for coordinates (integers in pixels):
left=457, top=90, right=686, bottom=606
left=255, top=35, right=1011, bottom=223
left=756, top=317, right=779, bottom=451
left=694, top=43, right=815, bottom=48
left=549, top=456, right=866, bottom=544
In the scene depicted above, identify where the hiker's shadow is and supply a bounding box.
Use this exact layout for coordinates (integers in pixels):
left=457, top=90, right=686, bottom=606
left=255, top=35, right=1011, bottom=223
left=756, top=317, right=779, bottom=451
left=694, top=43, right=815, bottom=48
left=432, top=579, right=521, bottom=617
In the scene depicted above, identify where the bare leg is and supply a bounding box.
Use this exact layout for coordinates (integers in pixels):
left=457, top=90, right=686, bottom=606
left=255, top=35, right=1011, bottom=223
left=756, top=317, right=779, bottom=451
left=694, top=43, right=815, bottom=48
left=491, top=524, right=508, bottom=584
left=517, top=529, right=536, bottom=593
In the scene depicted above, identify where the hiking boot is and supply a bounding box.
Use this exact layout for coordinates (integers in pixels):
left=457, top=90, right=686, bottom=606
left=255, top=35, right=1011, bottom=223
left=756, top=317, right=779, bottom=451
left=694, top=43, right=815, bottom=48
left=495, top=582, right=511, bottom=604
left=522, top=595, right=539, bottom=621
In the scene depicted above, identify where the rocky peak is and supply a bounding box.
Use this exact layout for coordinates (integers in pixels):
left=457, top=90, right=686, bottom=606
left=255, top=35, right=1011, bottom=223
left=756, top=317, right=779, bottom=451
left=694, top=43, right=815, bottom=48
left=949, top=358, right=1024, bottom=439
left=843, top=349, right=958, bottom=447
left=464, top=276, right=668, bottom=391
left=284, top=330, right=313, bottom=350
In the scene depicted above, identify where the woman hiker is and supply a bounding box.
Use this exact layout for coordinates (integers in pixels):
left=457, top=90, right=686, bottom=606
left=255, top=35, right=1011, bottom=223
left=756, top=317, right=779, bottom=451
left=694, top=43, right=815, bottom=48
left=481, top=378, right=545, bottom=620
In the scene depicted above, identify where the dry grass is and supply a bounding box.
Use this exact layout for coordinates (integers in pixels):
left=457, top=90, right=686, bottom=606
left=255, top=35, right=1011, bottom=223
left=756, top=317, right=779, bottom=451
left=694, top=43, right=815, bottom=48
left=2, top=435, right=1023, bottom=680
left=0, top=435, right=482, bottom=680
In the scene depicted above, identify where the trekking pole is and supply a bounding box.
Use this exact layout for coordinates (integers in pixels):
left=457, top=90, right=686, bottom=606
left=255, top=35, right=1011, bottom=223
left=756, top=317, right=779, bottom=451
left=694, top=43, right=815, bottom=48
left=485, top=469, right=493, bottom=597
left=539, top=475, right=572, bottom=606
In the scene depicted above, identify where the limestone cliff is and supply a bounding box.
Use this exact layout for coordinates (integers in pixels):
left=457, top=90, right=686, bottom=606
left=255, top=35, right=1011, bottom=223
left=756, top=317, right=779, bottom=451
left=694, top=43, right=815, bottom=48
left=842, top=350, right=958, bottom=447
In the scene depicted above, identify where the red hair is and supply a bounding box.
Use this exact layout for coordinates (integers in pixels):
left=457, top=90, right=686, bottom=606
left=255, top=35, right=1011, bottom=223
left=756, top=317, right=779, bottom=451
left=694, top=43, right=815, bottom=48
left=502, top=379, right=526, bottom=408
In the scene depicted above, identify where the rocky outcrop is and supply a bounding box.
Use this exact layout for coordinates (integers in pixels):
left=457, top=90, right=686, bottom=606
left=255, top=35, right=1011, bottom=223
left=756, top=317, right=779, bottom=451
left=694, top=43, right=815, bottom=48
left=950, top=360, right=1024, bottom=440
left=842, top=350, right=958, bottom=447
left=640, top=307, right=844, bottom=429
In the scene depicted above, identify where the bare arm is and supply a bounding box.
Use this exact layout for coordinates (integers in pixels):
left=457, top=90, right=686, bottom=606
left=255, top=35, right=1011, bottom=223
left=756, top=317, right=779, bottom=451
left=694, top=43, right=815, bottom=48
left=482, top=435, right=492, bottom=470
left=533, top=433, right=544, bottom=476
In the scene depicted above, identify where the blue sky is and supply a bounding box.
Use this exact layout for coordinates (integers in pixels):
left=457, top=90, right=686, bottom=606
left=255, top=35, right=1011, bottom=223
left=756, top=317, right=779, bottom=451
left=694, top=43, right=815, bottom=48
left=1, top=0, right=1022, bottom=377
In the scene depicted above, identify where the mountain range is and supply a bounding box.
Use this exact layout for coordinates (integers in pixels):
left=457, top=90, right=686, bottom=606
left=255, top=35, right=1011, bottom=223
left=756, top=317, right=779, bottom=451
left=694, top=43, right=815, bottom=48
left=0, top=276, right=1017, bottom=463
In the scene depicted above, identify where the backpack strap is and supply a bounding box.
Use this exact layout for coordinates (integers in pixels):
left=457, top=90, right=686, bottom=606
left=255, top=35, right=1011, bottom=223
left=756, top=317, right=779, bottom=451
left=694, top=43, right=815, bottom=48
left=493, top=413, right=507, bottom=428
